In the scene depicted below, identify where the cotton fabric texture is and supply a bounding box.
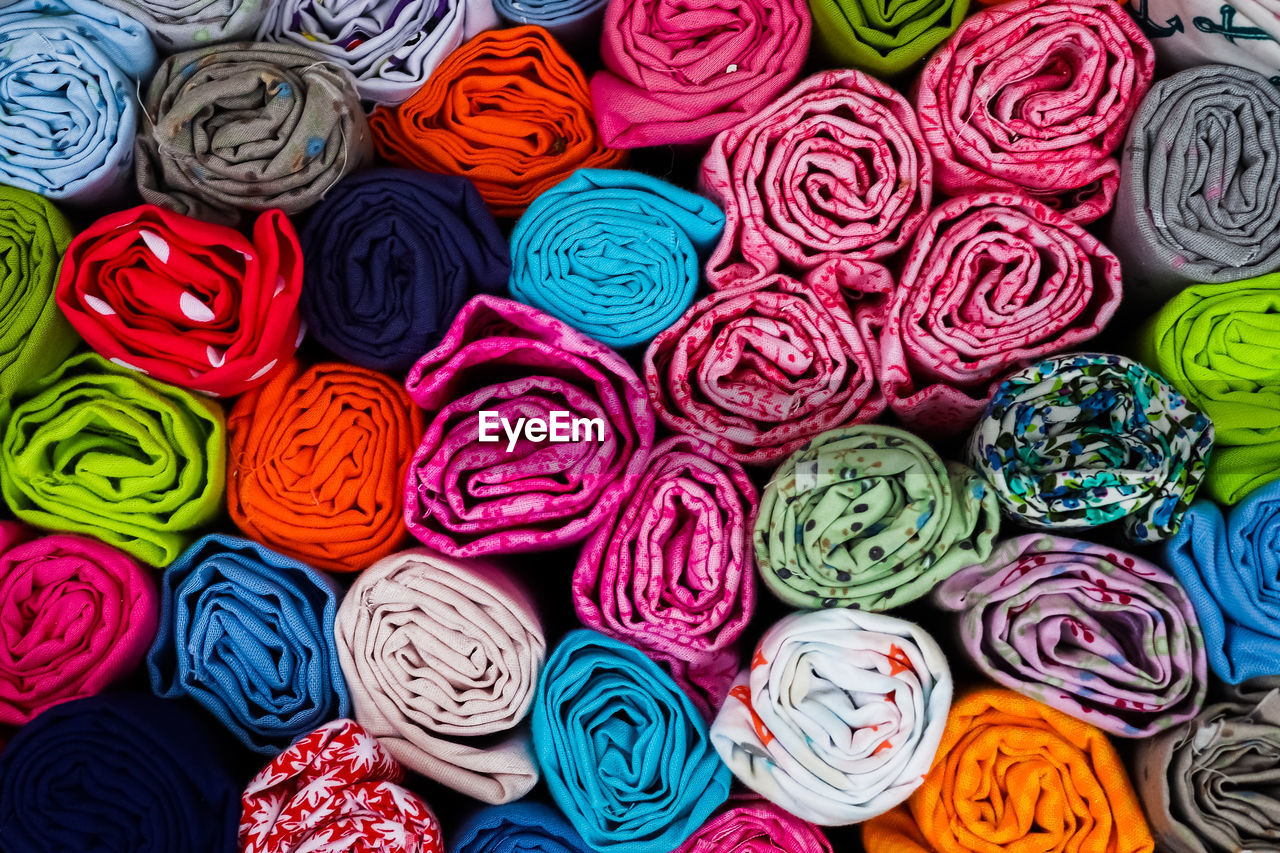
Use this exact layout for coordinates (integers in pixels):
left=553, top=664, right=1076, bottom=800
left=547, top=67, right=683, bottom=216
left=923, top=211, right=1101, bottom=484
left=450, top=802, right=593, bottom=853
left=1132, top=0, right=1280, bottom=81
left=671, top=797, right=833, bottom=853
left=807, top=0, right=968, bottom=75
left=98, top=0, right=266, bottom=49
left=492, top=0, right=607, bottom=42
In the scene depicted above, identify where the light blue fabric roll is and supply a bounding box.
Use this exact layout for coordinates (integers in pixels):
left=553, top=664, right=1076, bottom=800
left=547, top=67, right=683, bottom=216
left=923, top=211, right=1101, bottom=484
left=493, top=0, right=608, bottom=44
left=450, top=802, right=592, bottom=853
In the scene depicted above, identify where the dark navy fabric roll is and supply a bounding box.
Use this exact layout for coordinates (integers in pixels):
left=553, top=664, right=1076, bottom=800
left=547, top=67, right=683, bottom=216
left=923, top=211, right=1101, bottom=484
left=450, top=802, right=593, bottom=853
left=299, top=168, right=510, bottom=373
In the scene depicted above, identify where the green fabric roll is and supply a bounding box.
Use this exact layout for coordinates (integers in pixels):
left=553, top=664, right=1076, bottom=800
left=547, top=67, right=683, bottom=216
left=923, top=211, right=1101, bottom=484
left=0, top=352, right=225, bottom=566
left=807, top=0, right=969, bottom=75
left=1139, top=273, right=1280, bottom=505
left=754, top=424, right=1000, bottom=611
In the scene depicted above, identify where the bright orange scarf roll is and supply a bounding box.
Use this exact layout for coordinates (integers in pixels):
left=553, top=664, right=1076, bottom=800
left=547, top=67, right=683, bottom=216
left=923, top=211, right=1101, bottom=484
left=227, top=361, right=424, bottom=573
left=862, top=689, right=1155, bottom=853
left=369, top=25, right=623, bottom=218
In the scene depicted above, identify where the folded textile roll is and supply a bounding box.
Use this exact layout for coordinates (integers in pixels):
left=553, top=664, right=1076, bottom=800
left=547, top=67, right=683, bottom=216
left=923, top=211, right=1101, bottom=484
left=0, top=0, right=157, bottom=205
left=644, top=259, right=891, bottom=466
left=371, top=26, right=622, bottom=218
left=299, top=170, right=509, bottom=373
left=0, top=525, right=157, bottom=726
left=532, top=629, right=731, bottom=853
left=755, top=424, right=999, bottom=611
left=807, top=0, right=967, bottom=75
left=492, top=0, right=606, bottom=42
left=240, top=719, right=444, bottom=853
left=510, top=169, right=724, bottom=349
left=335, top=548, right=545, bottom=804
left=969, top=353, right=1214, bottom=544
left=573, top=435, right=757, bottom=715
left=136, top=42, right=373, bottom=226
left=673, top=797, right=833, bottom=853
left=1131, top=0, right=1280, bottom=80
left=147, top=534, right=349, bottom=753
left=861, top=689, right=1155, bottom=853
left=700, top=69, right=931, bottom=288
left=56, top=204, right=303, bottom=398
left=935, top=534, right=1207, bottom=737
left=99, top=0, right=265, bottom=49
left=879, top=193, right=1123, bottom=433
left=916, top=0, right=1153, bottom=224
left=589, top=0, right=810, bottom=149
left=0, top=352, right=225, bottom=567
left=451, top=802, right=591, bottom=853
left=0, top=693, right=240, bottom=853
left=404, top=296, right=654, bottom=556
left=1225, top=675, right=1280, bottom=703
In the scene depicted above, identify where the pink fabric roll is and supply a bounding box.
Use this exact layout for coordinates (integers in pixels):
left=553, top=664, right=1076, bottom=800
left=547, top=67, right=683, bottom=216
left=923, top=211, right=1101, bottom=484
left=701, top=69, right=931, bottom=289
left=877, top=192, right=1122, bottom=434
left=574, top=436, right=758, bottom=717
left=674, top=796, right=833, bottom=853
left=404, top=295, right=655, bottom=556
left=915, top=0, right=1154, bottom=223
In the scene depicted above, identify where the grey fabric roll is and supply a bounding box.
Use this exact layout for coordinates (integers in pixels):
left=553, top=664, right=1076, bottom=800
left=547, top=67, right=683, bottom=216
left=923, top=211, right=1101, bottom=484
left=98, top=0, right=266, bottom=51
left=1223, top=675, right=1280, bottom=704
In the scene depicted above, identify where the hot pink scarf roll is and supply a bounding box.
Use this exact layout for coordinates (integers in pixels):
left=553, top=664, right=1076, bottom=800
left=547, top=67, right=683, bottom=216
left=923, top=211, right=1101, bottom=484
left=590, top=0, right=811, bottom=149
left=0, top=523, right=158, bottom=726
left=674, top=796, right=833, bottom=853
left=644, top=259, right=889, bottom=466
left=404, top=295, right=655, bottom=556
left=878, top=192, right=1122, bottom=434
left=915, top=0, right=1154, bottom=224
left=701, top=69, right=931, bottom=289
left=574, top=436, right=758, bottom=717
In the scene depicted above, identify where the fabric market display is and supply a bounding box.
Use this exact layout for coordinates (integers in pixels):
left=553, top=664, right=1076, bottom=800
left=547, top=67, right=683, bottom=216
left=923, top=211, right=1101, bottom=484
left=0, top=352, right=225, bottom=567
left=589, top=0, right=811, bottom=149
left=55, top=204, right=303, bottom=398
left=450, top=801, right=592, bottom=853
left=672, top=797, right=833, bottom=853
left=1131, top=0, right=1280, bottom=80
left=492, top=0, right=606, bottom=42
left=240, top=718, right=445, bottom=853
left=298, top=169, right=509, bottom=373
left=98, top=0, right=266, bottom=50
left=135, top=41, right=373, bottom=226
left=404, top=295, right=654, bottom=557
left=147, top=534, right=349, bottom=753
left=878, top=193, right=1123, bottom=433
left=700, top=69, right=931, bottom=288
left=806, top=0, right=968, bottom=75
left=531, top=629, right=731, bottom=853
left=335, top=548, right=545, bottom=804
left=371, top=26, right=622, bottom=218
left=509, top=169, right=724, bottom=350
left=969, top=353, right=1214, bottom=544
left=916, top=0, right=1154, bottom=224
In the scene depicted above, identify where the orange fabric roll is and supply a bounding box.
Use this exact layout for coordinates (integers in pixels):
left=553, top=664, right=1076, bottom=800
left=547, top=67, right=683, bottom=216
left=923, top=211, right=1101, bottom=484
left=227, top=361, right=423, bottom=573
left=369, top=25, right=623, bottom=217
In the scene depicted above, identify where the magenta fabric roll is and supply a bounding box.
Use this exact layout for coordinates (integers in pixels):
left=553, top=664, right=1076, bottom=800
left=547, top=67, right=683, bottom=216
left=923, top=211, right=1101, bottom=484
left=915, top=0, right=1154, bottom=223
left=573, top=436, right=758, bottom=717
left=404, top=295, right=655, bottom=557
left=701, top=69, right=931, bottom=289
left=0, top=523, right=158, bottom=726
left=674, top=796, right=833, bottom=853
left=877, top=192, right=1123, bottom=434
left=589, top=0, right=811, bottom=149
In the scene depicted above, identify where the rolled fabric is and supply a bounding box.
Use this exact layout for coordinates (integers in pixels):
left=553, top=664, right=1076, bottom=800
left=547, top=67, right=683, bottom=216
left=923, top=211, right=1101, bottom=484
left=573, top=435, right=757, bottom=715
left=450, top=802, right=591, bottom=853
left=861, top=689, right=1155, bottom=853
left=55, top=204, right=303, bottom=398
left=335, top=548, right=544, bottom=804
left=99, top=0, right=265, bottom=49
left=492, top=0, right=606, bottom=43
left=147, top=533, right=350, bottom=753
left=969, top=353, right=1214, bottom=544
left=643, top=259, right=891, bottom=466
left=532, top=629, right=731, bottom=853
left=1225, top=675, right=1280, bottom=704
left=807, top=0, right=967, bottom=75
left=0, top=0, right=157, bottom=205
left=755, top=424, right=999, bottom=612
left=240, top=718, right=444, bottom=853
left=589, top=0, right=810, bottom=149
left=0, top=526, right=157, bottom=726
left=299, top=170, right=509, bottom=373
left=916, top=0, right=1154, bottom=224
left=935, top=533, right=1207, bottom=737
left=0, top=352, right=225, bottom=567
left=404, top=295, right=654, bottom=556
left=510, top=169, right=725, bottom=349
left=1130, top=0, right=1280, bottom=80
left=371, top=26, right=623, bottom=218
left=136, top=41, right=373, bottom=226
left=672, top=797, right=832, bottom=853
left=0, top=693, right=240, bottom=853
left=878, top=192, right=1123, bottom=433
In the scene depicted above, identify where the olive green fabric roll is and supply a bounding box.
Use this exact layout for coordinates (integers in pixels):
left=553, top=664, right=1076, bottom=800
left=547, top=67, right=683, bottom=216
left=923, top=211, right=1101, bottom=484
left=807, top=0, right=969, bottom=76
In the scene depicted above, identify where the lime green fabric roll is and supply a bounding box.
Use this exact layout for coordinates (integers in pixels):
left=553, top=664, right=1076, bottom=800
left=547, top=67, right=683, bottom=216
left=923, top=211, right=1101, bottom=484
left=0, top=352, right=225, bottom=566
left=808, top=0, right=969, bottom=76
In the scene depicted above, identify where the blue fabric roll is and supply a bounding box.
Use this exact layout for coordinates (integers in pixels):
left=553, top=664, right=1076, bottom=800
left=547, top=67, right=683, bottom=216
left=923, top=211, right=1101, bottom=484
left=492, top=0, right=609, bottom=44
left=0, top=0, right=156, bottom=204
left=509, top=169, right=725, bottom=349
left=531, top=629, right=731, bottom=853
left=0, top=693, right=240, bottom=853
left=147, top=533, right=350, bottom=753
left=451, top=802, right=592, bottom=853
left=1166, top=478, right=1280, bottom=684
left=299, top=168, right=510, bottom=373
